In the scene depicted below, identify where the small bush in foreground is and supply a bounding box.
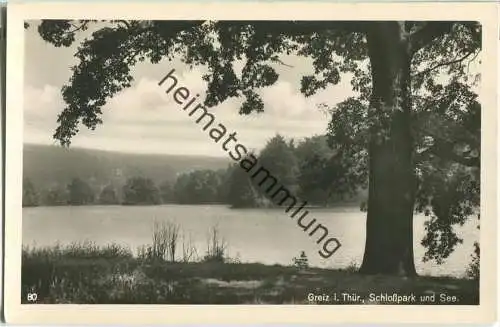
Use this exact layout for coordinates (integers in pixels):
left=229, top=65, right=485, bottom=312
left=292, top=251, right=309, bottom=269
left=203, top=224, right=227, bottom=263
left=138, top=221, right=180, bottom=262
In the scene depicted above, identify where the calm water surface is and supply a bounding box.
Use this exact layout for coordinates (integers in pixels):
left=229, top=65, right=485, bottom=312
left=23, top=204, right=478, bottom=277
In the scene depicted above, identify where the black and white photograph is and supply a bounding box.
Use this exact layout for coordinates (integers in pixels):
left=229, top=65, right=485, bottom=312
left=4, top=1, right=498, bottom=325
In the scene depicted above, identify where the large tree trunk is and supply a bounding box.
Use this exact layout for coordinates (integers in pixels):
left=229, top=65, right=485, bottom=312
left=359, top=22, right=417, bottom=276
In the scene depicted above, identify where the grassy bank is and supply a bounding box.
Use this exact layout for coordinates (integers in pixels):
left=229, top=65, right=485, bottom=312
left=22, top=242, right=479, bottom=305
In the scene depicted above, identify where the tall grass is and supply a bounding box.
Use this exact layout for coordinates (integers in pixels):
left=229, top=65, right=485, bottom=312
left=181, top=232, right=199, bottom=262
left=22, top=241, right=136, bottom=303
left=22, top=241, right=133, bottom=260
left=138, top=221, right=180, bottom=261
left=203, top=224, right=228, bottom=263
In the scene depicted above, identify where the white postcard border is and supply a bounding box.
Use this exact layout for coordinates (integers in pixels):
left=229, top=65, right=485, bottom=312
left=4, top=2, right=498, bottom=324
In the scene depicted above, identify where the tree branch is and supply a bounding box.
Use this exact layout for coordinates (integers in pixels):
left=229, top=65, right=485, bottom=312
left=467, top=50, right=480, bottom=74
left=271, top=58, right=294, bottom=68
left=115, top=20, right=132, bottom=29
left=69, top=21, right=90, bottom=33
left=413, top=49, right=478, bottom=77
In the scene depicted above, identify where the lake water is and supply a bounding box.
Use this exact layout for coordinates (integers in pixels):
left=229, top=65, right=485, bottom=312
left=22, top=204, right=478, bottom=277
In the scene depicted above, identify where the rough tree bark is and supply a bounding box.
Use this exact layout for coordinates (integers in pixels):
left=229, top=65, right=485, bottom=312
left=359, top=22, right=417, bottom=276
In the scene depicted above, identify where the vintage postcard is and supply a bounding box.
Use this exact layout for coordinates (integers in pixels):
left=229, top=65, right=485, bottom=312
left=3, top=1, right=498, bottom=324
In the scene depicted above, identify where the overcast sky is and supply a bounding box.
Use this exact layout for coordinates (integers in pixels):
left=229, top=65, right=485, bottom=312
left=23, top=21, right=358, bottom=157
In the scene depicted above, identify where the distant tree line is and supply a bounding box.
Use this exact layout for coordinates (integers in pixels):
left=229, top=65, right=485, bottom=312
left=22, top=134, right=365, bottom=208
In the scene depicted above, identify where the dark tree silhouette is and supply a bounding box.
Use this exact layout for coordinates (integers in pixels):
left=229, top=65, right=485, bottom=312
left=67, top=177, right=95, bottom=205
left=99, top=184, right=119, bottom=205
left=123, top=177, right=161, bottom=205
left=173, top=170, right=222, bottom=204
left=158, top=180, right=174, bottom=204
left=257, top=134, right=298, bottom=193
left=294, top=135, right=355, bottom=205
left=43, top=185, right=68, bottom=206
left=22, top=178, right=39, bottom=207
left=226, top=159, right=259, bottom=208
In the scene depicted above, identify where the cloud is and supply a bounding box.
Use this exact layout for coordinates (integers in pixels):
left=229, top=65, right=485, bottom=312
left=260, top=80, right=310, bottom=118
left=23, top=62, right=351, bottom=156
left=24, top=84, right=65, bottom=144
left=24, top=84, right=62, bottom=117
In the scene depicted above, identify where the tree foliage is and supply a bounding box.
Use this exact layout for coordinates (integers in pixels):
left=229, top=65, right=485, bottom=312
left=123, top=176, right=161, bottom=205
left=158, top=180, right=175, bottom=204
left=255, top=134, right=298, bottom=192
left=43, top=185, right=68, bottom=206
left=67, top=177, right=95, bottom=205
left=99, top=184, right=119, bottom=205
left=295, top=135, right=363, bottom=205
left=173, top=169, right=222, bottom=204
left=22, top=178, right=39, bottom=207
left=226, top=155, right=259, bottom=208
